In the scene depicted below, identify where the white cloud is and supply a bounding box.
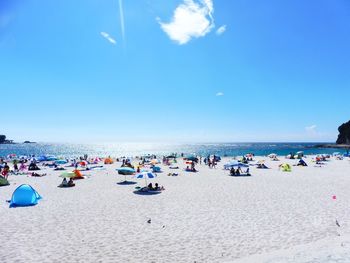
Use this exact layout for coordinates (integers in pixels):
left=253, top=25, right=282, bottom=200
left=100, top=32, right=116, bottom=45
left=216, top=25, right=226, bottom=35
left=118, top=0, right=126, bottom=46
left=304, top=125, right=335, bottom=141
left=305, top=125, right=317, bottom=132
left=158, top=0, right=215, bottom=45
left=216, top=92, right=224, bottom=96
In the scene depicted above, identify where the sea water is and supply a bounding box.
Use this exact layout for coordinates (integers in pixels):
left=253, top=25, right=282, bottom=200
left=0, top=142, right=345, bottom=158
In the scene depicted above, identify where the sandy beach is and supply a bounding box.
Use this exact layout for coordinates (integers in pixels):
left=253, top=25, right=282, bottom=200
left=2, top=0, right=350, bottom=261
left=1, top=155, right=349, bottom=262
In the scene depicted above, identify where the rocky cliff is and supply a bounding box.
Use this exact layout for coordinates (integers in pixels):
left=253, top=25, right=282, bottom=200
left=336, top=120, right=350, bottom=144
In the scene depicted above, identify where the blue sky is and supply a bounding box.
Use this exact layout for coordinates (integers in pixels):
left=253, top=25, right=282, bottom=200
left=0, top=0, right=349, bottom=143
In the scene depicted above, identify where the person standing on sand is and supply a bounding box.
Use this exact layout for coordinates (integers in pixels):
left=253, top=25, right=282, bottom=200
left=2, top=162, right=9, bottom=179
left=13, top=161, right=19, bottom=173
left=212, top=158, right=216, bottom=168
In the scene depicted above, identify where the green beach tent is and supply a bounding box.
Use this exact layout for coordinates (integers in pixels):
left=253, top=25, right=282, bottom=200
left=0, top=176, right=10, bottom=186
left=280, top=163, right=292, bottom=172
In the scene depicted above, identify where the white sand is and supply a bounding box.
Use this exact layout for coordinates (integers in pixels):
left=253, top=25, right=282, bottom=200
left=1, top=156, right=350, bottom=262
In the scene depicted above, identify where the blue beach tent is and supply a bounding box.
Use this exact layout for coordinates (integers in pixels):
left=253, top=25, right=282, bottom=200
left=152, top=166, right=161, bottom=173
left=36, top=156, right=47, bottom=162
left=9, top=184, right=42, bottom=208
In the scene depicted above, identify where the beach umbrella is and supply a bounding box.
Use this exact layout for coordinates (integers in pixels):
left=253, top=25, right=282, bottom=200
left=116, top=168, right=135, bottom=182
left=36, top=156, right=47, bottom=162
left=55, top=160, right=68, bottom=165
left=150, top=159, right=160, bottom=165
left=135, top=172, right=156, bottom=186
left=116, top=167, right=135, bottom=175
left=59, top=172, right=76, bottom=178
left=46, top=156, right=57, bottom=161
left=185, top=156, right=198, bottom=162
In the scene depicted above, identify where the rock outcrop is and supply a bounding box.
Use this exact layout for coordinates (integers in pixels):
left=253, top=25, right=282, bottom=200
left=336, top=120, right=350, bottom=145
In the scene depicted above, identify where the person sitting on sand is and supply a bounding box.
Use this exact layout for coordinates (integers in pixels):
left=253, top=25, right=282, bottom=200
left=154, top=183, right=165, bottom=191
left=208, top=159, right=212, bottom=168
left=32, top=172, right=47, bottom=177
left=13, top=162, right=19, bottom=173
left=68, top=178, right=75, bottom=187
left=28, top=162, right=40, bottom=171
left=19, top=162, right=27, bottom=171
left=191, top=162, right=196, bottom=170
left=257, top=163, right=268, bottom=169
left=61, top=178, right=68, bottom=187
left=230, top=167, right=235, bottom=176
left=1, top=169, right=9, bottom=179
left=235, top=168, right=241, bottom=176
left=148, top=183, right=153, bottom=190
left=54, top=167, right=65, bottom=171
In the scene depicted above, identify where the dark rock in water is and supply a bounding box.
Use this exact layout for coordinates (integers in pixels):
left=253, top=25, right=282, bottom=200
left=312, top=144, right=350, bottom=149
left=337, top=120, right=350, bottom=145
left=24, top=141, right=36, bottom=144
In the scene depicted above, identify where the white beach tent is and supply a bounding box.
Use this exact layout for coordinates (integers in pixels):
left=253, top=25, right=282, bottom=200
left=224, top=161, right=249, bottom=170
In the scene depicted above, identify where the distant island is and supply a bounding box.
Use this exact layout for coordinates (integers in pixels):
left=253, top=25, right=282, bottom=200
left=0, top=134, right=35, bottom=144
left=0, top=134, right=14, bottom=144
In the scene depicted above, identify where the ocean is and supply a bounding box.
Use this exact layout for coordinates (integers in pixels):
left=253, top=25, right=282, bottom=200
left=0, top=142, right=346, bottom=158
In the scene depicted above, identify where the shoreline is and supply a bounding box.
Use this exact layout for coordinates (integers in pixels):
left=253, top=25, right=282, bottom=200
left=311, top=144, right=350, bottom=149
left=1, top=142, right=350, bottom=160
